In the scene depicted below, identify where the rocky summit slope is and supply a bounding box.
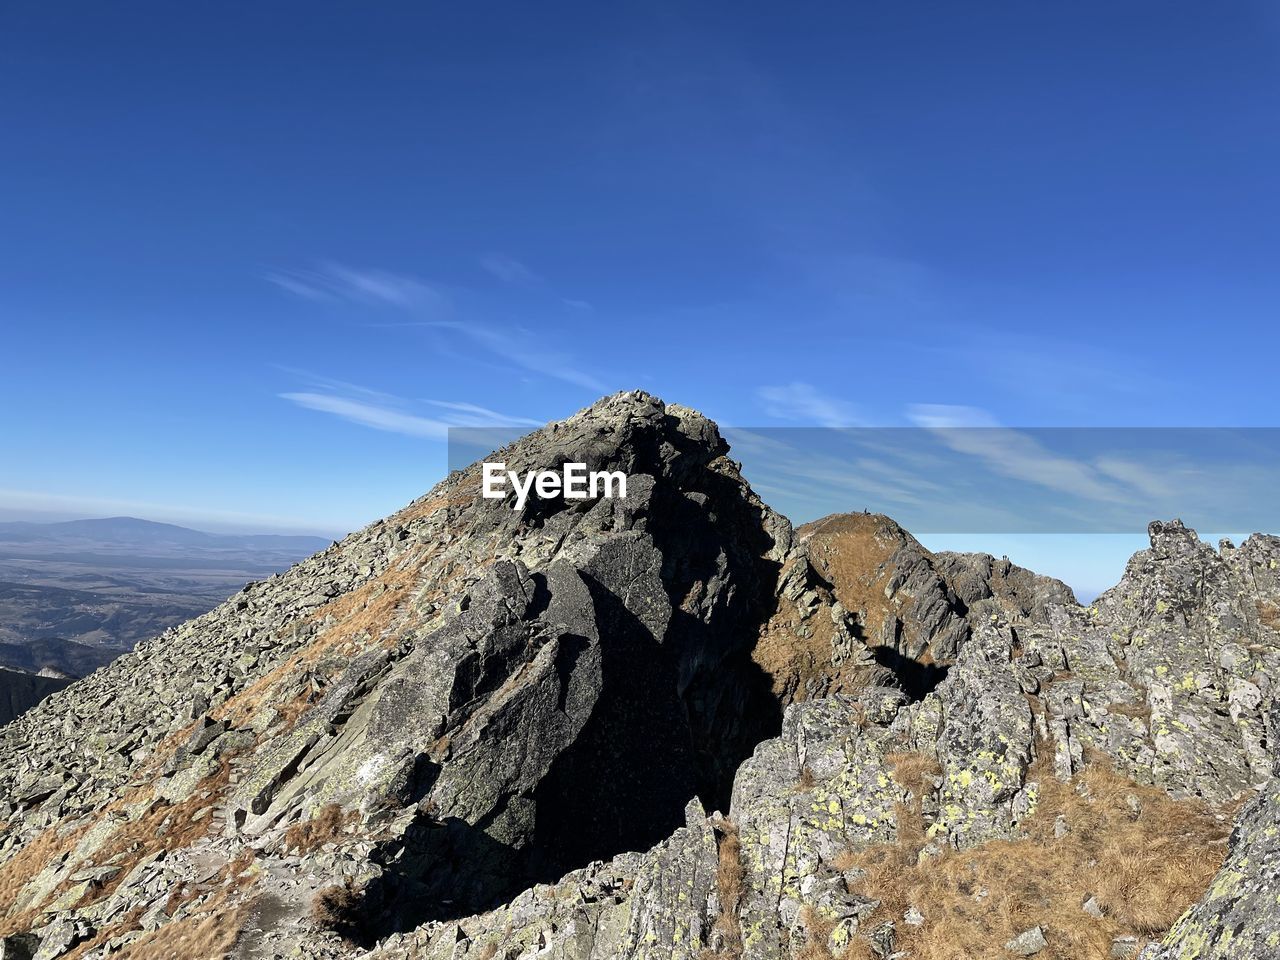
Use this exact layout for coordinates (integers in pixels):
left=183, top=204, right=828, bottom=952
left=1, top=392, right=1279, bottom=960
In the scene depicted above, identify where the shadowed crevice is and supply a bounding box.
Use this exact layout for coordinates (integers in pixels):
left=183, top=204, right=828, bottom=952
left=871, top=645, right=950, bottom=700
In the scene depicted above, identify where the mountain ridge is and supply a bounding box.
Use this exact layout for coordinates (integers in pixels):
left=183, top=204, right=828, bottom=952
left=0, top=391, right=1276, bottom=960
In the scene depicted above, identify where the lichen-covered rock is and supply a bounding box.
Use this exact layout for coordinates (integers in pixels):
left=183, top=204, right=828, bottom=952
left=1144, top=708, right=1280, bottom=960
left=731, top=690, right=909, bottom=959
left=903, top=617, right=1038, bottom=846
left=1015, top=520, right=1280, bottom=805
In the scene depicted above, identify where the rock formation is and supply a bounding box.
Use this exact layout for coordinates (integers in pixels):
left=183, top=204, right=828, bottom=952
left=1, top=392, right=1277, bottom=960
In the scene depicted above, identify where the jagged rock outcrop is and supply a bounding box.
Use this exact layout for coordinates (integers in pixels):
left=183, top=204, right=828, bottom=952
left=751, top=513, right=1075, bottom=704
left=1013, top=520, right=1280, bottom=805
left=931, top=550, right=1078, bottom=623
left=3, top=393, right=1280, bottom=960
left=365, top=799, right=724, bottom=960
left=363, top=512, right=1280, bottom=960
left=359, top=520, right=1280, bottom=960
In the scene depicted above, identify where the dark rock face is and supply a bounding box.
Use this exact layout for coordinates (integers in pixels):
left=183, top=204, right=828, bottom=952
left=275, top=394, right=790, bottom=932
left=932, top=550, right=1078, bottom=623
left=0, top=668, right=70, bottom=727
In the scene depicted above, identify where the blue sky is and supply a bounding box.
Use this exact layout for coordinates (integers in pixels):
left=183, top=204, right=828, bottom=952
left=3, top=2, right=1279, bottom=596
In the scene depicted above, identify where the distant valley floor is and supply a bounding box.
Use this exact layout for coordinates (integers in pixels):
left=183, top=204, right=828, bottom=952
left=0, top=517, right=329, bottom=713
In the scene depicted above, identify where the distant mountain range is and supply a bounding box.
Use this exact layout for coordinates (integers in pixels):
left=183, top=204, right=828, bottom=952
left=0, top=516, right=331, bottom=682
left=0, top=515, right=330, bottom=563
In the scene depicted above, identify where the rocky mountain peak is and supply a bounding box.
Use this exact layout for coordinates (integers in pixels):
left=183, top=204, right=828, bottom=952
left=1146, top=517, right=1205, bottom=560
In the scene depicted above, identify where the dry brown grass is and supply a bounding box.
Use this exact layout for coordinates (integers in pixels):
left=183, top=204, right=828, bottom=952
left=799, top=514, right=907, bottom=635
left=311, top=879, right=363, bottom=942
left=699, top=819, right=746, bottom=960
left=795, top=765, right=817, bottom=792
left=390, top=491, right=450, bottom=525
left=216, top=557, right=426, bottom=731
left=390, top=469, right=492, bottom=525
left=56, top=908, right=146, bottom=960
left=836, top=758, right=1231, bottom=960
left=0, top=820, right=90, bottom=929
left=795, top=904, right=837, bottom=959
left=885, top=750, right=942, bottom=798
left=751, top=571, right=846, bottom=703
left=79, top=761, right=236, bottom=901
left=754, top=514, right=924, bottom=705
left=57, top=848, right=256, bottom=960
left=1258, top=600, right=1280, bottom=631
left=0, top=754, right=243, bottom=940
left=282, top=803, right=356, bottom=854
left=116, top=902, right=246, bottom=959
left=752, top=512, right=964, bottom=706
left=1106, top=700, right=1152, bottom=723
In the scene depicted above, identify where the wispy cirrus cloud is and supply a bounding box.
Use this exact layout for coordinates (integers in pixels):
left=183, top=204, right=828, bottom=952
left=266, top=263, right=447, bottom=310
left=280, top=383, right=540, bottom=440
left=906, top=404, right=1134, bottom=504
left=421, top=319, right=606, bottom=391
left=758, top=382, right=862, bottom=427
left=267, top=262, right=604, bottom=391
left=480, top=253, right=542, bottom=286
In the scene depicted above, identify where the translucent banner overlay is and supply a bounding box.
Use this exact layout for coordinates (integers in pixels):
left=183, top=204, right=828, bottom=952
left=448, top=426, right=1280, bottom=535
